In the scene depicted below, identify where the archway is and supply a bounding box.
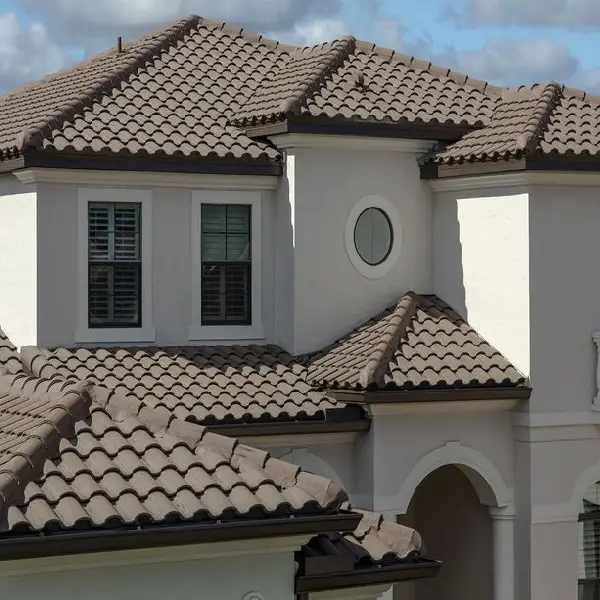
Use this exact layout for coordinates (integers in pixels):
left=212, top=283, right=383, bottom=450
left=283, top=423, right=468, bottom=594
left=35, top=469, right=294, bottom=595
left=392, top=443, right=513, bottom=600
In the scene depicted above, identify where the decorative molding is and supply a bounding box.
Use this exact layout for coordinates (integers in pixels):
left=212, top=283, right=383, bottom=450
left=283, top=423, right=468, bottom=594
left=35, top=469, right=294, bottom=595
left=489, top=506, right=516, bottom=521
left=393, top=441, right=512, bottom=513
left=308, top=583, right=391, bottom=600
left=75, top=187, right=155, bottom=344
left=242, top=593, right=265, bottom=600
left=269, top=133, right=433, bottom=153
left=190, top=190, right=263, bottom=342
left=367, top=398, right=519, bottom=416
left=14, top=168, right=279, bottom=190
left=343, top=194, right=403, bottom=280
left=430, top=170, right=600, bottom=193
left=531, top=503, right=578, bottom=525
left=512, top=409, right=600, bottom=429
left=0, top=534, right=311, bottom=577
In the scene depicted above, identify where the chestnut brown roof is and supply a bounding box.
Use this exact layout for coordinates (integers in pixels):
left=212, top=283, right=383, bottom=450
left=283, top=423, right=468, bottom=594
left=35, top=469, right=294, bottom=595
left=0, top=14, right=503, bottom=167
left=308, top=292, right=526, bottom=392
left=0, top=365, right=435, bottom=587
left=0, top=328, right=20, bottom=374
left=431, top=82, right=600, bottom=165
left=21, top=345, right=342, bottom=426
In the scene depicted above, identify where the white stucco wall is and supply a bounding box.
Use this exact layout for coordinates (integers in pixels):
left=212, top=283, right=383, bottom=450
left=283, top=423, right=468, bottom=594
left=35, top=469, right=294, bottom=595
left=434, top=187, right=530, bottom=376
left=33, top=182, right=276, bottom=347
left=275, top=145, right=433, bottom=355
left=0, top=546, right=295, bottom=600
left=0, top=175, right=37, bottom=348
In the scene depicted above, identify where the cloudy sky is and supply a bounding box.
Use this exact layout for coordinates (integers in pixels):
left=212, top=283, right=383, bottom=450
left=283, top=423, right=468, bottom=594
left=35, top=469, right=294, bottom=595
left=1, top=0, right=599, bottom=94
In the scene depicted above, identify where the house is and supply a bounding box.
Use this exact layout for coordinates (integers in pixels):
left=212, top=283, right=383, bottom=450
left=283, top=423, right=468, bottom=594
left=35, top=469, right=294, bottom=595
left=0, top=12, right=599, bottom=600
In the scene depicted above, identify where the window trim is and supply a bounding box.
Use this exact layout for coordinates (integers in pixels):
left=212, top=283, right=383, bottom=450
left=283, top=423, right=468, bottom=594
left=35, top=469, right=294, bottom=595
left=190, top=191, right=263, bottom=341
left=77, top=188, right=154, bottom=343
left=344, top=195, right=402, bottom=280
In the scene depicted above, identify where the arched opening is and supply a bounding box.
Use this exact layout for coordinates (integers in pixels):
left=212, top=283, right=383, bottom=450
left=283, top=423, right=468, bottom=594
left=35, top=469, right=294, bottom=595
left=579, top=481, right=600, bottom=599
left=395, top=465, right=495, bottom=600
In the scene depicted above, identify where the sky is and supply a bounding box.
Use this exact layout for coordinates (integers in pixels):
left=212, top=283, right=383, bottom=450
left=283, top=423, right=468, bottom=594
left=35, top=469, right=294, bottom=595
left=1, top=0, right=600, bottom=94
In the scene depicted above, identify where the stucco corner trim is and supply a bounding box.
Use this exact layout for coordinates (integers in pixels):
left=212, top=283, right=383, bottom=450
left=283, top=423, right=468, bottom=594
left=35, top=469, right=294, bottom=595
left=344, top=194, right=403, bottom=280
left=393, top=441, right=512, bottom=513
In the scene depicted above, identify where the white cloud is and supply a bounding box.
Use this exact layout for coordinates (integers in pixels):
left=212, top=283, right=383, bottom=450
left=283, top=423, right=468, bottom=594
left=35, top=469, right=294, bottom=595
left=461, top=0, right=600, bottom=28
left=0, top=12, right=68, bottom=91
left=435, top=37, right=580, bottom=86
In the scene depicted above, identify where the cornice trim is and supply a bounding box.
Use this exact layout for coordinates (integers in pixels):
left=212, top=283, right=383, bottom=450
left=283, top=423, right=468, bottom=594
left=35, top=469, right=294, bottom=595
left=269, top=133, right=434, bottom=153
left=429, top=170, right=600, bottom=192
left=13, top=168, right=279, bottom=190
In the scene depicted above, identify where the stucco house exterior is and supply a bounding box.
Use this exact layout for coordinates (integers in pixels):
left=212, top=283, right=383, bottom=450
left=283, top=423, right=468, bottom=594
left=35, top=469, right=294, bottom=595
left=1, top=12, right=600, bottom=600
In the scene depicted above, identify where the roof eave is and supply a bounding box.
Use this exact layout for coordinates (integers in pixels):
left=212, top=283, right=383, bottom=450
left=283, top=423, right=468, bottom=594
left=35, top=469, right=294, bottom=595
left=295, top=558, right=442, bottom=593
left=0, top=149, right=282, bottom=177
left=329, top=386, right=532, bottom=404
left=0, top=512, right=361, bottom=563
left=245, top=115, right=480, bottom=142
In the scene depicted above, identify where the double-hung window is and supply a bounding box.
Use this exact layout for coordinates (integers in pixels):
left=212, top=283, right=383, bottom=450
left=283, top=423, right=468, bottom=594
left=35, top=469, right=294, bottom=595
left=88, top=202, right=141, bottom=327
left=201, top=204, right=251, bottom=325
left=579, top=482, right=600, bottom=599
left=190, top=191, right=262, bottom=341
left=77, top=188, right=154, bottom=344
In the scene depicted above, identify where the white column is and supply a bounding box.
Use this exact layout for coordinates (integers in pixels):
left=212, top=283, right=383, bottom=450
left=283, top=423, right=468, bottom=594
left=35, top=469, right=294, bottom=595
left=592, top=332, right=600, bottom=408
left=489, top=507, right=515, bottom=600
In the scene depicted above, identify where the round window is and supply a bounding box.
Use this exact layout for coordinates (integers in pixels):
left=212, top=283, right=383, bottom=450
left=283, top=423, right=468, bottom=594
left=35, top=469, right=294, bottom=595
left=353, top=207, right=393, bottom=266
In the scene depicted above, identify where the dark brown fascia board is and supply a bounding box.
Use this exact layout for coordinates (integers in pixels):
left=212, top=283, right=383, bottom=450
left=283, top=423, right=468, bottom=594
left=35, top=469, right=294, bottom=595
left=246, top=115, right=477, bottom=142
left=420, top=157, right=527, bottom=180
left=331, top=386, right=531, bottom=404
left=4, top=149, right=282, bottom=177
left=0, top=512, right=361, bottom=563
left=205, top=417, right=370, bottom=438
left=421, top=152, right=600, bottom=180
left=295, top=558, right=442, bottom=593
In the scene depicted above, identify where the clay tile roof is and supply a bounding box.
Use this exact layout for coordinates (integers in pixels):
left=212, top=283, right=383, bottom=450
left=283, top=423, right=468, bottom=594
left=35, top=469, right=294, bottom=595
left=430, top=82, right=600, bottom=164
left=0, top=15, right=283, bottom=163
left=20, top=345, right=342, bottom=426
left=308, top=292, right=526, bottom=391
left=0, top=328, right=21, bottom=374
left=0, top=371, right=348, bottom=534
left=303, top=508, right=423, bottom=568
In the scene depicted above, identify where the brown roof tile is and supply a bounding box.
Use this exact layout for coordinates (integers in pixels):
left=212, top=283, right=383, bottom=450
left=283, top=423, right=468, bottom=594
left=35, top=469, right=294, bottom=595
left=21, top=345, right=341, bottom=425
left=0, top=372, right=347, bottom=533
left=0, top=328, right=21, bottom=374
left=308, top=292, right=526, bottom=391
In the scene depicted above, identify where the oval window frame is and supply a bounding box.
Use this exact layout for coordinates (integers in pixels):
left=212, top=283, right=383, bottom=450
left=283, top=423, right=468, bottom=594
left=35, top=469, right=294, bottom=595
left=344, top=195, right=402, bottom=279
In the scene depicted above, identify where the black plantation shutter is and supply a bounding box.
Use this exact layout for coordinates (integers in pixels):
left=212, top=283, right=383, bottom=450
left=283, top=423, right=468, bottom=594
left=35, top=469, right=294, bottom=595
left=201, top=204, right=251, bottom=325
left=579, top=486, right=600, bottom=599
left=88, top=203, right=141, bottom=327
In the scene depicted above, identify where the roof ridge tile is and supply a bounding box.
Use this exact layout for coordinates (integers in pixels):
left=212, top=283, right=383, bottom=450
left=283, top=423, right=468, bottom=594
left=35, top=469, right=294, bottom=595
left=515, top=82, right=563, bottom=153
left=13, top=14, right=202, bottom=154
left=359, top=292, right=419, bottom=389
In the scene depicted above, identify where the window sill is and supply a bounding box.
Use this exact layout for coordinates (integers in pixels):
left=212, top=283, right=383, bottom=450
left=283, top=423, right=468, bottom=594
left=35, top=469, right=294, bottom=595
left=75, top=326, right=156, bottom=344
left=188, top=323, right=265, bottom=342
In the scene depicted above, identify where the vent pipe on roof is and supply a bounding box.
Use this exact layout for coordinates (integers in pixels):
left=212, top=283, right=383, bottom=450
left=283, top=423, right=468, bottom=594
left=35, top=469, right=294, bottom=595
left=117, top=36, right=123, bottom=53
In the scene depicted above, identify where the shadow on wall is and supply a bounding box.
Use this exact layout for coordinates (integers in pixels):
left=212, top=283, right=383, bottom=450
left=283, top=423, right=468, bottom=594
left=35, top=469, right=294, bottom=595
left=433, top=193, right=467, bottom=321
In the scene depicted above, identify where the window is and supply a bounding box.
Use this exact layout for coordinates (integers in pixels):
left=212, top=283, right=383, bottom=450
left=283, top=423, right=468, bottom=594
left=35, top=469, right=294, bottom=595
left=579, top=482, right=600, bottom=599
left=353, top=206, right=393, bottom=266
left=190, top=191, right=263, bottom=341
left=77, top=188, right=154, bottom=344
left=201, top=204, right=251, bottom=325
left=88, top=202, right=141, bottom=327
left=344, top=195, right=403, bottom=280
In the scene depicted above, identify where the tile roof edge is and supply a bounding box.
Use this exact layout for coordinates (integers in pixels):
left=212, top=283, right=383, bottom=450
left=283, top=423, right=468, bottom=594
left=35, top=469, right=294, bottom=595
left=91, top=384, right=348, bottom=509
left=515, top=82, right=564, bottom=154
left=12, top=15, right=202, bottom=155
left=0, top=373, right=91, bottom=525
left=359, top=292, right=419, bottom=389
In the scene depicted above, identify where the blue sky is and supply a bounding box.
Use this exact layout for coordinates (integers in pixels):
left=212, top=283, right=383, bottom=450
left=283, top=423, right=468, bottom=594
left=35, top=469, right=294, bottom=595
left=1, top=0, right=599, bottom=93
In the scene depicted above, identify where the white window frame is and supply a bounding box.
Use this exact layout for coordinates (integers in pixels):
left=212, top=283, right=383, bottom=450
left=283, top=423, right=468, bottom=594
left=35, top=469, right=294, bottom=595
left=344, top=194, right=403, bottom=280
left=189, top=190, right=263, bottom=341
left=76, top=187, right=154, bottom=344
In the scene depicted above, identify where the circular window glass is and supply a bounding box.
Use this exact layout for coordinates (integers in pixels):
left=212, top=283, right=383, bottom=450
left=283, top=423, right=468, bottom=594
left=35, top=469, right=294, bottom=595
left=353, top=207, right=393, bottom=266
